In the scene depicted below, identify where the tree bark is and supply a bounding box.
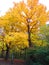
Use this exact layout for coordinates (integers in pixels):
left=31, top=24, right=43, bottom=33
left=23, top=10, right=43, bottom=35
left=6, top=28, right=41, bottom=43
left=5, top=44, right=9, bottom=60
left=27, top=23, right=32, bottom=47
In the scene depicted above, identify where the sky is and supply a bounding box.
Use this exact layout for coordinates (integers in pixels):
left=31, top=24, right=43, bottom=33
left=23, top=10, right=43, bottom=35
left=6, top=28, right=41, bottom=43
left=0, top=0, right=49, bottom=16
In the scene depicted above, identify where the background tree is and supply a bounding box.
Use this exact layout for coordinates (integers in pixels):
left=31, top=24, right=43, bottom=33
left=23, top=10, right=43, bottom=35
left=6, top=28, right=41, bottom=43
left=39, top=25, right=49, bottom=46
left=4, top=32, right=28, bottom=59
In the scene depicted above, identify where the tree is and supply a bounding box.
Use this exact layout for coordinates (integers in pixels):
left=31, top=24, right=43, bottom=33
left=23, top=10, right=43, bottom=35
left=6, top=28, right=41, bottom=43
left=4, top=32, right=28, bottom=59
left=0, top=0, right=49, bottom=47
left=39, top=25, right=49, bottom=46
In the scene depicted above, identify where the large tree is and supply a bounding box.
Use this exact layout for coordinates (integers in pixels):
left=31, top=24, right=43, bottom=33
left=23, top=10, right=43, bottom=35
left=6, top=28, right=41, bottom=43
left=0, top=0, right=49, bottom=47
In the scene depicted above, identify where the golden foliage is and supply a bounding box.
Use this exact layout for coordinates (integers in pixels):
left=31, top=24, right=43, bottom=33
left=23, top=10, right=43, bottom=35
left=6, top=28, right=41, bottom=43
left=0, top=0, right=49, bottom=49
left=4, top=32, right=28, bottom=49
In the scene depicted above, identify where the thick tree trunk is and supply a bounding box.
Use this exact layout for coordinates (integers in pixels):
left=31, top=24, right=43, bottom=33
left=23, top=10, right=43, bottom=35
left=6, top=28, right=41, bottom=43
left=5, top=44, right=9, bottom=60
left=27, top=23, right=32, bottom=47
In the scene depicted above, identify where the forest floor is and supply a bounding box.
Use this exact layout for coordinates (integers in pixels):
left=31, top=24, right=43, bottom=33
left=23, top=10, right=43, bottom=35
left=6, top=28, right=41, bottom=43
left=0, top=58, right=25, bottom=65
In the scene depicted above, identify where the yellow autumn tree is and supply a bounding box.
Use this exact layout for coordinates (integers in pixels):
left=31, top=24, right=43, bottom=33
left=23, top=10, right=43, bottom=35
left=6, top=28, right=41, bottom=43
left=0, top=0, right=49, bottom=60
left=0, top=0, right=49, bottom=47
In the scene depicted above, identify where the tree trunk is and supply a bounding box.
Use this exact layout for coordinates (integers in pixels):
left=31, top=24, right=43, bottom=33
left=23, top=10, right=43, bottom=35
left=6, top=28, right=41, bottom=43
left=27, top=23, right=32, bottom=47
left=5, top=44, right=9, bottom=60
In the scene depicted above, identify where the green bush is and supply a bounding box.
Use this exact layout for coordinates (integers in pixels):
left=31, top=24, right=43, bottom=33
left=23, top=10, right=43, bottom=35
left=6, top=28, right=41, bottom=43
left=25, top=46, right=49, bottom=65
